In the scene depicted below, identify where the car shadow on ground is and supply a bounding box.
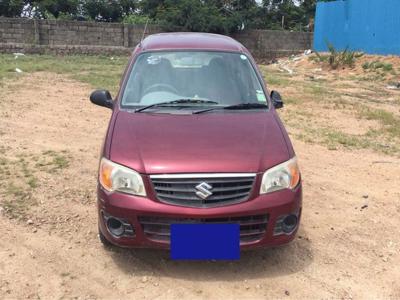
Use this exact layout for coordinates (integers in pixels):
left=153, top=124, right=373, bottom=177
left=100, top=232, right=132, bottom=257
left=107, top=228, right=313, bottom=281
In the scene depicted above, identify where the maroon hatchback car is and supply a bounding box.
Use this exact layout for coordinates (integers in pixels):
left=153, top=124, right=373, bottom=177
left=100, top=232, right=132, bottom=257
left=90, top=32, right=302, bottom=250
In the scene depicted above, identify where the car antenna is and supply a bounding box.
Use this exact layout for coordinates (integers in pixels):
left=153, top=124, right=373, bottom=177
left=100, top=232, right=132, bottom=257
left=140, top=19, right=149, bottom=44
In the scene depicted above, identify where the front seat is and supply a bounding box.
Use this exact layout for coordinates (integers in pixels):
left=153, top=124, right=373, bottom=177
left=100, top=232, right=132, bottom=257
left=205, top=57, right=240, bottom=104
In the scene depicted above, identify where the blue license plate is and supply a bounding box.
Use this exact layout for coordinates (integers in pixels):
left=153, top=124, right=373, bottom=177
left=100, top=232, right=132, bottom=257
left=171, top=223, right=240, bottom=260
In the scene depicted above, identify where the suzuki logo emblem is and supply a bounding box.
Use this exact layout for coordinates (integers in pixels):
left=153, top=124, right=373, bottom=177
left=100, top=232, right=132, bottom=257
left=195, top=182, right=213, bottom=200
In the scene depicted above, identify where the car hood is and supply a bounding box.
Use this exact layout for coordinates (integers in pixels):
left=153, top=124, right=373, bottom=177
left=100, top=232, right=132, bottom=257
left=110, top=111, right=289, bottom=174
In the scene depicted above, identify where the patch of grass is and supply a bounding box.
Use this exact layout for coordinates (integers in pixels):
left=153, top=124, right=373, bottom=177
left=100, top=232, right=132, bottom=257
left=2, top=183, right=35, bottom=220
left=52, top=155, right=69, bottom=170
left=20, top=160, right=32, bottom=178
left=0, top=150, right=70, bottom=220
left=40, top=150, right=71, bottom=173
left=284, top=97, right=300, bottom=105
left=295, top=126, right=360, bottom=149
left=358, top=107, right=400, bottom=138
left=363, top=61, right=393, bottom=72
left=0, top=54, right=128, bottom=94
left=5, top=183, right=26, bottom=197
left=260, top=67, right=291, bottom=87
left=357, top=73, right=387, bottom=82
left=268, top=54, right=399, bottom=157
left=35, top=159, right=52, bottom=168
left=27, top=176, right=38, bottom=188
left=306, top=84, right=328, bottom=97
left=309, top=54, right=327, bottom=63
left=280, top=98, right=400, bottom=156
left=264, top=74, right=291, bottom=87
left=324, top=130, right=368, bottom=148
left=297, top=126, right=385, bottom=152
left=313, top=44, right=362, bottom=69
left=331, top=97, right=353, bottom=109
left=1, top=178, right=31, bottom=220
left=381, top=63, right=392, bottom=72
left=289, top=116, right=400, bottom=156
left=42, top=150, right=57, bottom=156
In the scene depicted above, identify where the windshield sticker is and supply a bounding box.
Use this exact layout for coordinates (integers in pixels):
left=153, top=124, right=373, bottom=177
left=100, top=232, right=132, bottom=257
left=147, top=56, right=161, bottom=65
left=256, top=90, right=266, bottom=102
left=240, top=55, right=247, bottom=60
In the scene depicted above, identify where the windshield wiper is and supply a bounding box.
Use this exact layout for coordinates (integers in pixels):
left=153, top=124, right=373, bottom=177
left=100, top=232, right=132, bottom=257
left=135, top=99, right=219, bottom=113
left=193, top=103, right=268, bottom=114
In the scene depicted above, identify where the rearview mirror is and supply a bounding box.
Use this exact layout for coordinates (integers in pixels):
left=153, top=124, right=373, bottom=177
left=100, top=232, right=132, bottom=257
left=90, top=90, right=113, bottom=109
left=271, top=90, right=283, bottom=109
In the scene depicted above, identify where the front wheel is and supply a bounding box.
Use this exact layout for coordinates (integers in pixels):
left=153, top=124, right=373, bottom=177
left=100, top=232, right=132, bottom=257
left=98, top=227, right=113, bottom=248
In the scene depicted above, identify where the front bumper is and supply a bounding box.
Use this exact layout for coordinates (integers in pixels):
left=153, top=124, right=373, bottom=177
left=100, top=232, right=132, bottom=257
left=97, top=179, right=302, bottom=250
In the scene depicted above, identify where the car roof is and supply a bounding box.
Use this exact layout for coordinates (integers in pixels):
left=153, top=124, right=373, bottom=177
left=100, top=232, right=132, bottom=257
left=140, top=32, right=247, bottom=53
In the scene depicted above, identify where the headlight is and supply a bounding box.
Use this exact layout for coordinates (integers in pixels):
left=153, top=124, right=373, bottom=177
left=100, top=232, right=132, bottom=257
left=260, top=157, right=300, bottom=194
left=99, top=158, right=146, bottom=196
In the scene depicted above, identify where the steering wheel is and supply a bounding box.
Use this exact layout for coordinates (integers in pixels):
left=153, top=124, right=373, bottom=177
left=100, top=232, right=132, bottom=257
left=143, top=83, right=178, bottom=95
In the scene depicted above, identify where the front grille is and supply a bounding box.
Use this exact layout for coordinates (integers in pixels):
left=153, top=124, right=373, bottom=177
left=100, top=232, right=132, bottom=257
left=150, top=174, right=256, bottom=208
left=139, top=214, right=268, bottom=244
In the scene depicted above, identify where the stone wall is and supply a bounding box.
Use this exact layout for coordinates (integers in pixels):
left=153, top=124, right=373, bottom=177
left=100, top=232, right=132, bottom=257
left=233, top=29, right=313, bottom=60
left=0, top=17, right=312, bottom=59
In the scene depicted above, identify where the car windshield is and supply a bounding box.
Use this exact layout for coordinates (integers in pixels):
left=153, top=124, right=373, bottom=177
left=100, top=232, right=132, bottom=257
left=121, top=51, right=267, bottom=108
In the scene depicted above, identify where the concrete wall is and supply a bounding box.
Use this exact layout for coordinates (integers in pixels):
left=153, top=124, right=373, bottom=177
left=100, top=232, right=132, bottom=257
left=233, top=29, right=313, bottom=60
left=0, top=17, right=312, bottom=59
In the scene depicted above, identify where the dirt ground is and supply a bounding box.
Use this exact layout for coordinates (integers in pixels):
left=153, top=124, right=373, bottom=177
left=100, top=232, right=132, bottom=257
left=0, top=68, right=400, bottom=299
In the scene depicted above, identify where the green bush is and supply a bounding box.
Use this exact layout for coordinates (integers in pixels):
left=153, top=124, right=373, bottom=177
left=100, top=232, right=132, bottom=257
left=314, top=43, right=362, bottom=69
left=362, top=61, right=393, bottom=72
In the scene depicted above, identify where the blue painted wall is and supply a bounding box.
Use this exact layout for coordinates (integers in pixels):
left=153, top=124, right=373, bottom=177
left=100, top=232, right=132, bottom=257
left=314, top=0, right=400, bottom=55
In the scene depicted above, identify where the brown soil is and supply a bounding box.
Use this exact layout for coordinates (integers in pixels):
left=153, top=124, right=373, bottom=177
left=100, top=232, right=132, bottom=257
left=0, top=73, right=400, bottom=299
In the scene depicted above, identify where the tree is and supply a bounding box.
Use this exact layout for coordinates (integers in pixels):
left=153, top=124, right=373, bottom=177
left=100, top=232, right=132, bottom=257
left=152, top=0, right=241, bottom=33
left=0, top=0, right=25, bottom=17
left=30, top=0, right=80, bottom=19
left=300, top=0, right=317, bottom=30
left=261, top=0, right=316, bottom=31
left=226, top=0, right=263, bottom=30
left=83, top=0, right=138, bottom=21
left=0, top=0, right=317, bottom=32
left=16, top=0, right=138, bottom=21
left=140, top=0, right=164, bottom=18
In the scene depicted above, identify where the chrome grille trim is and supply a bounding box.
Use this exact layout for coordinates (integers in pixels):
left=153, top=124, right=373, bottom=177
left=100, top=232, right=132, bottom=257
left=139, top=214, right=268, bottom=244
left=150, top=173, right=256, bottom=208
left=150, top=173, right=256, bottom=179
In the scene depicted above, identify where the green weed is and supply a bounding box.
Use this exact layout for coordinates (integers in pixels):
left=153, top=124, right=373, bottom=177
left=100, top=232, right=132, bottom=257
left=313, top=43, right=362, bottom=69
left=363, top=61, right=393, bottom=72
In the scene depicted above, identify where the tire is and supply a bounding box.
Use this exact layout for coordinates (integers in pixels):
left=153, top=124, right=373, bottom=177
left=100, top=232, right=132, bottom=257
left=98, top=227, right=113, bottom=248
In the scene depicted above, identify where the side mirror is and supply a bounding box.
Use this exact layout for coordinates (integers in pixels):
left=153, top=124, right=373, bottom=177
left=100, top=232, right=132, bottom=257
left=271, top=90, right=283, bottom=109
left=90, top=90, right=113, bottom=109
